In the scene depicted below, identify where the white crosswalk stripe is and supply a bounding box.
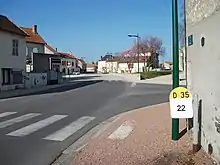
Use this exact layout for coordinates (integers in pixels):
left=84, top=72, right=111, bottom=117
left=7, top=115, right=67, bottom=137
left=0, top=112, right=17, bottom=118
left=0, top=113, right=41, bottom=128
left=43, top=116, right=95, bottom=141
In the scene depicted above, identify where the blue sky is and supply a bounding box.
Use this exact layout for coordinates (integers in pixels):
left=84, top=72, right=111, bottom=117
left=1, top=0, right=181, bottom=63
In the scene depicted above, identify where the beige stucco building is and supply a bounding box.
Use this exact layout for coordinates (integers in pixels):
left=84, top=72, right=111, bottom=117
left=186, top=0, right=220, bottom=163
left=0, top=15, right=27, bottom=91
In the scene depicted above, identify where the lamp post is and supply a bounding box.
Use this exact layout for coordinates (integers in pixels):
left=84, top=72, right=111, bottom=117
left=172, top=0, right=180, bottom=141
left=128, top=33, right=141, bottom=73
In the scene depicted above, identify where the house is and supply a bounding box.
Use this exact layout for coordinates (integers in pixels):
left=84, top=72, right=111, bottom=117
left=161, top=61, right=172, bottom=70
left=86, top=63, right=97, bottom=73
left=98, top=60, right=107, bottom=73
left=0, top=15, right=28, bottom=91
left=76, top=58, right=86, bottom=73
left=20, top=25, right=46, bottom=72
left=59, top=52, right=77, bottom=75
left=103, top=57, right=147, bottom=73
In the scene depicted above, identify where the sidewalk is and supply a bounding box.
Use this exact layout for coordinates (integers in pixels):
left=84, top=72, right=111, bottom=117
left=0, top=81, right=77, bottom=100
left=68, top=103, right=214, bottom=165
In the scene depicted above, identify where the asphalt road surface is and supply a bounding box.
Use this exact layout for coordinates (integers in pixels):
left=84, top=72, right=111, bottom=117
left=0, top=79, right=171, bottom=165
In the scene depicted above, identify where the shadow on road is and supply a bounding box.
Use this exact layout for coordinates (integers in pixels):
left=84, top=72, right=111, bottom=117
left=0, top=80, right=103, bottom=100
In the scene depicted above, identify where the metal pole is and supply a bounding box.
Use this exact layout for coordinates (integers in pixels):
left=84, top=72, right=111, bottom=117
left=183, top=0, right=188, bottom=87
left=172, top=0, right=179, bottom=141
left=137, top=34, right=140, bottom=73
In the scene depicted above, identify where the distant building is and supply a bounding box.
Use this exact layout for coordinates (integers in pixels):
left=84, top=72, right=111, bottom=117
left=86, top=63, right=97, bottom=73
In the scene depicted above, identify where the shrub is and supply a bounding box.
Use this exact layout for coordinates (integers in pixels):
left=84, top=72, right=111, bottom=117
left=140, top=70, right=172, bottom=79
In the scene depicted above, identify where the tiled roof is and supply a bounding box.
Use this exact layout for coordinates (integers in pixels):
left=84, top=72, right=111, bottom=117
left=107, top=56, right=148, bottom=63
left=45, top=44, right=56, bottom=53
left=20, top=27, right=46, bottom=44
left=0, top=15, right=27, bottom=36
left=87, top=63, right=97, bottom=67
left=59, top=52, right=76, bottom=59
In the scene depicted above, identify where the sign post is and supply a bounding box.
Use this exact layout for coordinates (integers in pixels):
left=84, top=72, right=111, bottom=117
left=169, top=87, right=193, bottom=119
left=172, top=0, right=180, bottom=141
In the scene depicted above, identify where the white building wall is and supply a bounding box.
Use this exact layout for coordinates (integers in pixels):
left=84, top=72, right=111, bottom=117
left=98, top=61, right=106, bottom=73
left=0, top=31, right=26, bottom=91
left=118, top=62, right=145, bottom=73
left=60, top=58, right=77, bottom=75
left=26, top=43, right=45, bottom=72
left=106, top=62, right=118, bottom=73
left=45, top=46, right=54, bottom=54
left=186, top=0, right=220, bottom=163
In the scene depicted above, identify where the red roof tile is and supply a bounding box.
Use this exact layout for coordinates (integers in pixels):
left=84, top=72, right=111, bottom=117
left=0, top=15, right=27, bottom=36
left=59, top=52, right=76, bottom=59
left=20, top=26, right=46, bottom=44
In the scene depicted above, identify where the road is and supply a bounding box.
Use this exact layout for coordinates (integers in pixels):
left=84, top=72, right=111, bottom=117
left=0, top=77, right=171, bottom=165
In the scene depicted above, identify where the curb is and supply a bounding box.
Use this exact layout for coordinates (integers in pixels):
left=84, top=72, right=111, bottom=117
left=51, top=113, right=124, bottom=165
left=51, top=102, right=168, bottom=165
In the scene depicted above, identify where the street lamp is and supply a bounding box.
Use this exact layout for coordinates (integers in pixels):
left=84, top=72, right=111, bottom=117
left=128, top=33, right=141, bottom=73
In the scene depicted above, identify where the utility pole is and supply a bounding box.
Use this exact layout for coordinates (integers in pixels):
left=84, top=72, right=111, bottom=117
left=172, top=0, right=180, bottom=141
left=128, top=33, right=141, bottom=73
left=137, top=33, right=140, bottom=73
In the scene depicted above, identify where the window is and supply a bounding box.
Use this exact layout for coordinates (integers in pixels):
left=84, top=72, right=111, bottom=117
left=72, top=61, right=75, bottom=66
left=33, top=47, right=38, bottom=53
left=62, top=61, right=67, bottom=66
left=12, top=40, right=19, bottom=56
left=2, top=68, right=11, bottom=85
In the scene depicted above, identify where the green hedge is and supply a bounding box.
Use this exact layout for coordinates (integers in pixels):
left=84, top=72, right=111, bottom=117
left=140, top=70, right=172, bottom=79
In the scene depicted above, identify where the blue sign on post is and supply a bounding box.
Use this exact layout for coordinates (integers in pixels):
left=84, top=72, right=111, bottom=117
left=188, top=35, right=193, bottom=46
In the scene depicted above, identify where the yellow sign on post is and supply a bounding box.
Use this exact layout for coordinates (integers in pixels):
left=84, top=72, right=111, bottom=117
left=169, top=87, right=193, bottom=118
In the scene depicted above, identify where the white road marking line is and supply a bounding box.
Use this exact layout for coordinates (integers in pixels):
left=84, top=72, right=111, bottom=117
left=0, top=112, right=17, bottom=118
left=130, top=82, right=136, bottom=87
left=7, top=115, right=67, bottom=137
left=0, top=113, right=41, bottom=129
left=44, top=116, right=95, bottom=141
left=108, top=121, right=134, bottom=140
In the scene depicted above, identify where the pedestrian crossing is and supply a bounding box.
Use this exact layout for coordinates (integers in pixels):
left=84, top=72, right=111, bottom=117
left=0, top=111, right=95, bottom=142
left=44, top=116, right=95, bottom=141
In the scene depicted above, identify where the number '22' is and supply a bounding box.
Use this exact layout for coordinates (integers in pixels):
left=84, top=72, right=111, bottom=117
left=177, top=105, right=186, bottom=111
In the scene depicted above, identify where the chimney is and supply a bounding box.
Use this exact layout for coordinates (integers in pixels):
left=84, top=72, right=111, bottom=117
left=32, top=25, right=37, bottom=34
left=55, top=48, right=57, bottom=52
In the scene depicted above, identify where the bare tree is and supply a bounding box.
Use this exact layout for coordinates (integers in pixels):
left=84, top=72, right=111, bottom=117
left=137, top=36, right=165, bottom=71
left=117, top=36, right=165, bottom=73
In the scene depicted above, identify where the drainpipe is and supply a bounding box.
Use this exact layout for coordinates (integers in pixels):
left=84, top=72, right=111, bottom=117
left=192, top=93, right=200, bottom=153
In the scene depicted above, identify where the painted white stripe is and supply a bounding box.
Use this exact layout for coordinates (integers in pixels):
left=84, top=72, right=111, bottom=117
left=44, top=116, right=95, bottom=141
left=130, top=82, right=136, bottom=87
left=108, top=121, right=134, bottom=140
left=0, top=112, right=17, bottom=118
left=7, top=115, right=67, bottom=137
left=0, top=113, right=41, bottom=128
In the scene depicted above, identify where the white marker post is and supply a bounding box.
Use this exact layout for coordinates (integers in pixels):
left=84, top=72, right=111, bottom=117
left=169, top=87, right=193, bottom=119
